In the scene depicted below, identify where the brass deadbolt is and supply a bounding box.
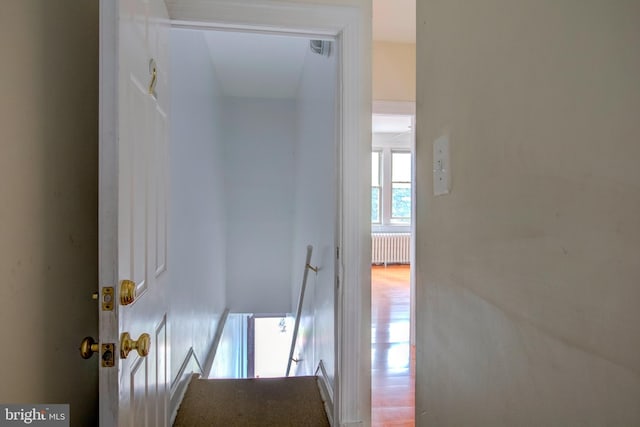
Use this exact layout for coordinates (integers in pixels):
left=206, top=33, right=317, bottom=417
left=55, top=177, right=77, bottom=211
left=120, top=280, right=136, bottom=305
left=80, top=337, right=99, bottom=359
left=120, top=332, right=151, bottom=359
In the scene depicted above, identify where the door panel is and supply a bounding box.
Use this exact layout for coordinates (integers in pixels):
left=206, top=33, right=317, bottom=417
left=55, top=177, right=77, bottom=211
left=153, top=107, right=168, bottom=278
left=121, top=75, right=149, bottom=297
left=129, top=357, right=147, bottom=426
left=100, top=0, right=170, bottom=424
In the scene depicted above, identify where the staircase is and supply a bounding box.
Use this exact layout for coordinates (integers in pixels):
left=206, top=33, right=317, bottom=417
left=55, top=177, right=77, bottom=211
left=173, top=375, right=330, bottom=426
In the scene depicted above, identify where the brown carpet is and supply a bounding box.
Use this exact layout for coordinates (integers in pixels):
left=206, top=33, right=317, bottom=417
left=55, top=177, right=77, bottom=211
left=173, top=376, right=330, bottom=427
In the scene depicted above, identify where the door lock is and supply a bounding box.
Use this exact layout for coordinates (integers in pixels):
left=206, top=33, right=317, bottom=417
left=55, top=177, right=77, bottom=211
left=79, top=338, right=115, bottom=367
left=93, top=287, right=114, bottom=311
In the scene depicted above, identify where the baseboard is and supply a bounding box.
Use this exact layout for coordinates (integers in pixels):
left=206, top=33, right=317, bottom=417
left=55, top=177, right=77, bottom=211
left=202, top=308, right=230, bottom=378
left=315, top=360, right=334, bottom=427
left=169, top=348, right=203, bottom=425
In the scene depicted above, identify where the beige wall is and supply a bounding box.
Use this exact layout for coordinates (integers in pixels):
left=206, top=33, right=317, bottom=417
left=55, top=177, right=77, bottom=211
left=0, top=1, right=98, bottom=424
left=416, top=0, right=640, bottom=425
left=373, top=41, right=416, bottom=102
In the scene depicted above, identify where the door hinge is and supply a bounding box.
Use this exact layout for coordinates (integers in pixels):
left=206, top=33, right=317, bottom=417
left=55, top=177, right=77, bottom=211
left=336, top=246, right=340, bottom=259
left=101, top=343, right=115, bottom=368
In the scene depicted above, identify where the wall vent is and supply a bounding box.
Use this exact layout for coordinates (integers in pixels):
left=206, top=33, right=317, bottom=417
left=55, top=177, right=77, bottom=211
left=310, top=40, right=331, bottom=57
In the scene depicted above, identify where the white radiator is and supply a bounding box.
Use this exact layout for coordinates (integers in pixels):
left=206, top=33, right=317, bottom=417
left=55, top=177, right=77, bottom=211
left=372, top=233, right=411, bottom=265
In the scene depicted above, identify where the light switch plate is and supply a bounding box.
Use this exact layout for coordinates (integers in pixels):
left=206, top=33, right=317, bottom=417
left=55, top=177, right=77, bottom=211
left=433, top=135, right=450, bottom=195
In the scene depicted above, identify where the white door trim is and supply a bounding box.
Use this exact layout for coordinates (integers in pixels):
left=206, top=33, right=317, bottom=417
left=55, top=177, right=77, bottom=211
left=164, top=1, right=372, bottom=426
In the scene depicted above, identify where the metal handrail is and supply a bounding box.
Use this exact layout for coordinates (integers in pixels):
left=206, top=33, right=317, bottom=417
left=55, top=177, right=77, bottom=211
left=286, top=245, right=316, bottom=376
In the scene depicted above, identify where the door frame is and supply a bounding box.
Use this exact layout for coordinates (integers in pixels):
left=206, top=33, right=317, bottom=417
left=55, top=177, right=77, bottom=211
left=168, top=3, right=371, bottom=425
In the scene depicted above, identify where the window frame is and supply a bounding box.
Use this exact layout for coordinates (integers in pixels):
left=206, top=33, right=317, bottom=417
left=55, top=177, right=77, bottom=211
left=371, top=149, right=382, bottom=224
left=390, top=149, right=412, bottom=223
left=371, top=117, right=414, bottom=233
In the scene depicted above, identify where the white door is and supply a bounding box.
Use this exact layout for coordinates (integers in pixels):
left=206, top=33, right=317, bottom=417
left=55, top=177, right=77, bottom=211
left=99, top=0, right=170, bottom=425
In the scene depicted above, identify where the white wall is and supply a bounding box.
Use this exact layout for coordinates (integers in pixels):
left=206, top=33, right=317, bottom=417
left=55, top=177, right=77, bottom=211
left=223, top=97, right=297, bottom=314
left=373, top=41, right=416, bottom=102
left=169, top=29, right=227, bottom=382
left=416, top=0, right=640, bottom=425
left=0, top=1, right=99, bottom=424
left=290, top=45, right=338, bottom=383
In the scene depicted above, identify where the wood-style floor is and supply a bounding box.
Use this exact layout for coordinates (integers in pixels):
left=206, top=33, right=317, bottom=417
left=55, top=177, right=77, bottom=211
left=371, top=265, right=415, bottom=427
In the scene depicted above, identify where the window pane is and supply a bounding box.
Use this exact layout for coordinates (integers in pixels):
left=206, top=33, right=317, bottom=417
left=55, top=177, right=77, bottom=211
left=392, top=152, right=411, bottom=182
left=371, top=187, right=380, bottom=223
left=372, top=152, right=380, bottom=186
left=391, top=183, right=411, bottom=220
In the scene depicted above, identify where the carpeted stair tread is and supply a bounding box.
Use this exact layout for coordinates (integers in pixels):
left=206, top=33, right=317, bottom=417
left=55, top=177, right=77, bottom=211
left=174, top=376, right=330, bottom=427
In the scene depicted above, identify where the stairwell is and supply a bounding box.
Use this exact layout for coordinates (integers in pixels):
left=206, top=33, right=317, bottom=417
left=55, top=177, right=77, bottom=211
left=173, top=375, right=330, bottom=426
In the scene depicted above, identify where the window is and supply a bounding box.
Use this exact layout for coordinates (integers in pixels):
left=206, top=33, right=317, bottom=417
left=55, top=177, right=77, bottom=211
left=391, top=151, right=411, bottom=223
left=371, top=151, right=381, bottom=223
left=371, top=149, right=413, bottom=229
left=371, top=113, right=414, bottom=231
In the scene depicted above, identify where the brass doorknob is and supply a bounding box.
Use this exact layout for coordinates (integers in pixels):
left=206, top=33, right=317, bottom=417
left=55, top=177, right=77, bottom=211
left=120, top=279, right=136, bottom=305
left=79, top=337, right=99, bottom=359
left=120, top=332, right=151, bottom=358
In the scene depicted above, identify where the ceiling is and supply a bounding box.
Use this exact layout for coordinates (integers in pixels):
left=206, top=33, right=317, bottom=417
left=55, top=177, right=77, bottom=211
left=373, top=114, right=413, bottom=134
left=200, top=1, right=415, bottom=99
left=204, top=31, right=309, bottom=99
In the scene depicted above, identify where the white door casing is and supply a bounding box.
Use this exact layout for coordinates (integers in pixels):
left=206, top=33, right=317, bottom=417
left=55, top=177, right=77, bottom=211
left=168, top=2, right=371, bottom=425
left=99, top=0, right=171, bottom=425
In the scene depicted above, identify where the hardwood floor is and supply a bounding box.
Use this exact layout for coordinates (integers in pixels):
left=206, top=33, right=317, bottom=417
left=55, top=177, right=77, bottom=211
left=371, top=265, right=415, bottom=427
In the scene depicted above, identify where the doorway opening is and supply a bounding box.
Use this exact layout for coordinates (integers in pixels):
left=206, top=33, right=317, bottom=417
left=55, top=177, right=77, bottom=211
left=209, top=314, right=294, bottom=379
left=172, top=24, right=338, bottom=384
left=370, top=103, right=416, bottom=426
left=251, top=316, right=295, bottom=378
